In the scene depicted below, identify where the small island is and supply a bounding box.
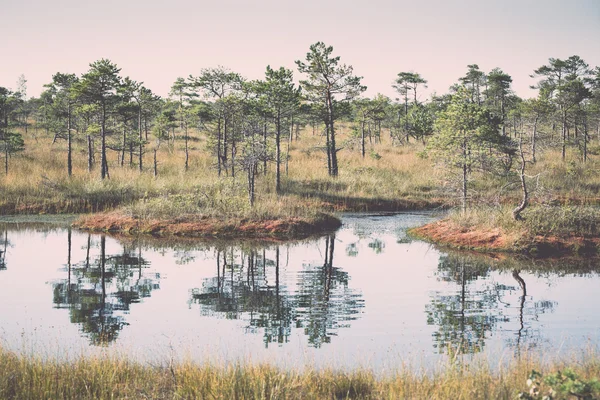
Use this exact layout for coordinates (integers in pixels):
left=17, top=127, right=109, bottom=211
left=411, top=206, right=600, bottom=257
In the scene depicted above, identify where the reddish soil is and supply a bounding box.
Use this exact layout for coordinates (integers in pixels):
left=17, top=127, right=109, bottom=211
left=411, top=220, right=600, bottom=257
left=411, top=220, right=507, bottom=250
left=72, top=212, right=341, bottom=239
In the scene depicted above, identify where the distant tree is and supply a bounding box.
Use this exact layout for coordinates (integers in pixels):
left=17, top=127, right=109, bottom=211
left=170, top=77, right=197, bottom=171
left=521, top=97, right=553, bottom=163
left=590, top=67, right=600, bottom=144
left=73, top=59, right=122, bottom=179
left=15, top=74, right=30, bottom=134
left=0, top=87, right=25, bottom=174
left=485, top=68, right=513, bottom=136
left=152, top=105, right=178, bottom=147
left=352, top=95, right=390, bottom=156
left=188, top=67, right=244, bottom=176
left=531, top=56, right=592, bottom=161
left=352, top=98, right=375, bottom=158
left=406, top=103, right=435, bottom=144
left=459, top=64, right=486, bottom=105
left=238, top=124, right=268, bottom=206
left=1, top=131, right=25, bottom=174
left=119, top=77, right=143, bottom=170
left=45, top=73, right=79, bottom=176
left=424, top=87, right=510, bottom=213
left=257, top=66, right=301, bottom=193
left=114, top=89, right=138, bottom=168
left=296, top=42, right=366, bottom=177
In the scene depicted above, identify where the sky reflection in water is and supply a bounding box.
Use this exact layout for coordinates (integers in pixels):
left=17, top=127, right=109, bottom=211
left=0, top=213, right=598, bottom=371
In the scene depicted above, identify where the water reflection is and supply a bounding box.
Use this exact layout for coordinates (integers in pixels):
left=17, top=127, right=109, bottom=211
left=0, top=230, right=10, bottom=270
left=0, top=213, right=592, bottom=367
left=52, top=233, right=159, bottom=345
left=190, top=246, right=295, bottom=346
left=189, top=235, right=365, bottom=347
left=295, top=235, right=364, bottom=347
left=426, top=253, right=558, bottom=356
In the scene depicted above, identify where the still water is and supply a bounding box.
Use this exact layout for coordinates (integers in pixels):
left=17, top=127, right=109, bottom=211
left=0, top=213, right=598, bottom=371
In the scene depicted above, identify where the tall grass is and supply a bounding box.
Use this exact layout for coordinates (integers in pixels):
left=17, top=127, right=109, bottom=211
left=1, top=347, right=599, bottom=399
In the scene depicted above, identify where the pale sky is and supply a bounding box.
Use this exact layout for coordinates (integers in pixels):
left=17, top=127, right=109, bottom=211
left=1, top=0, right=599, bottom=101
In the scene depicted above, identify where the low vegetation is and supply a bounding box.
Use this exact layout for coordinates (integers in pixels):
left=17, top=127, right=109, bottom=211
left=0, top=347, right=598, bottom=399
left=412, top=205, right=600, bottom=256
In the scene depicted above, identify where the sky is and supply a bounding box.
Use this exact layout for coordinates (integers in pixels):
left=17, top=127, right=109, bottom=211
left=1, top=0, right=599, bottom=101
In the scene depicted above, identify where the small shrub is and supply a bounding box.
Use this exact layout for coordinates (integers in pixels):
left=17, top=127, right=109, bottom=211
left=369, top=149, right=382, bottom=160
left=518, top=369, right=600, bottom=400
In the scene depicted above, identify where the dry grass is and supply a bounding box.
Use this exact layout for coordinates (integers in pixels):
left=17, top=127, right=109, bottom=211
left=0, top=126, right=444, bottom=217
left=3, top=124, right=600, bottom=219
left=1, top=346, right=599, bottom=399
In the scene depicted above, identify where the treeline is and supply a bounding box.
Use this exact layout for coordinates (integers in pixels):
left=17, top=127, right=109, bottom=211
left=1, top=43, right=599, bottom=211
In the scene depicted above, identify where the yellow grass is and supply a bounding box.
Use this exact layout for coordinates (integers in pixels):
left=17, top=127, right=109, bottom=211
left=1, top=345, right=599, bottom=399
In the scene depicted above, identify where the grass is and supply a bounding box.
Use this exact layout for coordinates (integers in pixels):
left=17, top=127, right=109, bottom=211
left=1, top=346, right=599, bottom=399
left=0, top=126, right=444, bottom=217
left=7, top=125, right=600, bottom=216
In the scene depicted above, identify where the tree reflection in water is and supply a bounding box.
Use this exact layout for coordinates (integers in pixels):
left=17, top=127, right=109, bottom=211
left=426, top=253, right=556, bottom=356
left=0, top=230, right=9, bottom=271
left=295, top=234, right=365, bottom=347
left=190, top=246, right=295, bottom=347
left=190, top=235, right=364, bottom=348
left=53, top=233, right=159, bottom=346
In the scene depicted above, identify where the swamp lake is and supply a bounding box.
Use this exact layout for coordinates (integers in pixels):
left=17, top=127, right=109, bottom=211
left=0, top=213, right=598, bottom=372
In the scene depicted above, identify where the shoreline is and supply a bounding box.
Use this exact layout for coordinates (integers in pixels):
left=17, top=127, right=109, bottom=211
left=410, top=219, right=600, bottom=257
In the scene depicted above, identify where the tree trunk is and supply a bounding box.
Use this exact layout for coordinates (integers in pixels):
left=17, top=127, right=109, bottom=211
left=101, top=102, right=109, bottom=179
left=461, top=140, right=468, bottom=214
left=247, top=165, right=255, bottom=206
left=153, top=149, right=158, bottom=178
left=583, top=115, right=588, bottom=163
left=561, top=108, right=566, bottom=161
left=121, top=126, right=126, bottom=167
left=4, top=141, right=8, bottom=175
left=231, top=126, right=235, bottom=178
left=327, top=93, right=338, bottom=177
left=138, top=107, right=143, bottom=172
left=275, top=110, right=281, bottom=194
left=67, top=102, right=72, bottom=177
left=223, top=117, right=229, bottom=176
left=217, top=117, right=222, bottom=176
left=531, top=116, right=538, bottom=164
left=129, top=143, right=133, bottom=167
left=361, top=118, right=366, bottom=158
left=87, top=135, right=93, bottom=172
left=263, top=116, right=268, bottom=176
left=285, top=128, right=290, bottom=177
left=325, top=120, right=332, bottom=174
left=513, top=137, right=528, bottom=221
left=184, top=122, right=189, bottom=172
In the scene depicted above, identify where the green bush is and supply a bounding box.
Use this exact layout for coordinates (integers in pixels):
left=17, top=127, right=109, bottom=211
left=518, top=369, right=600, bottom=400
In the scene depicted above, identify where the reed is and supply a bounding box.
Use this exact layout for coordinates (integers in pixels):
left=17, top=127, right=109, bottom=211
left=1, top=346, right=598, bottom=399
